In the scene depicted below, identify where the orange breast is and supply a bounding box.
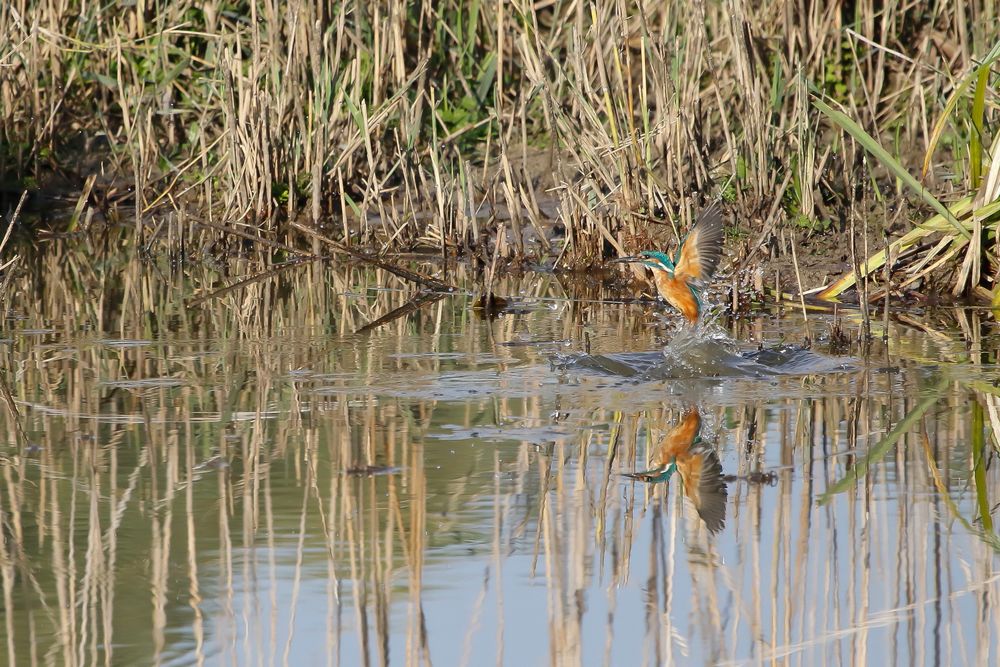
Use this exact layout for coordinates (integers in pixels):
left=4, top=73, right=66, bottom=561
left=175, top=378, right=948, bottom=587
left=661, top=410, right=704, bottom=500
left=660, top=410, right=702, bottom=459
left=652, top=273, right=700, bottom=322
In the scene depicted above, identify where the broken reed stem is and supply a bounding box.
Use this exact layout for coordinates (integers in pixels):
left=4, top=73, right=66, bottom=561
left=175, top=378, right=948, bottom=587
left=0, top=192, right=27, bottom=257
left=883, top=226, right=892, bottom=342
left=0, top=366, right=28, bottom=451
left=850, top=199, right=871, bottom=342
left=789, top=225, right=809, bottom=328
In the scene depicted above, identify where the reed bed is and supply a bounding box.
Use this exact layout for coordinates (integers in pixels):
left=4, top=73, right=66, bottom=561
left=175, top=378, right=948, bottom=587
left=1, top=1, right=998, bottom=298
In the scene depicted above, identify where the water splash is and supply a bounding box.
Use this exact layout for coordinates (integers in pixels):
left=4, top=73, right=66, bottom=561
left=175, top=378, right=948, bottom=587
left=552, top=327, right=856, bottom=380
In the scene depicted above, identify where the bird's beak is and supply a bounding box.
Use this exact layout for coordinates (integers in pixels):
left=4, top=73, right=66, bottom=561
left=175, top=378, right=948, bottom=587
left=610, top=256, right=644, bottom=264
left=624, top=462, right=677, bottom=483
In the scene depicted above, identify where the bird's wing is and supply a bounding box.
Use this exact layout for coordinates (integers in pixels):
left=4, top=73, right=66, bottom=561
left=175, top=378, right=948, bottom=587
left=673, top=204, right=725, bottom=283
left=681, top=448, right=728, bottom=534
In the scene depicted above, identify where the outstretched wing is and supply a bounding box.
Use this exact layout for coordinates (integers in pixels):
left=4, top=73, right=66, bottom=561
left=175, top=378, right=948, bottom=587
left=679, top=448, right=728, bottom=534
left=673, top=204, right=725, bottom=283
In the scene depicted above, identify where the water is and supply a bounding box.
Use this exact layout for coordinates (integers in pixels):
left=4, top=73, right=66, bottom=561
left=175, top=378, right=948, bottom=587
left=2, top=257, right=999, bottom=666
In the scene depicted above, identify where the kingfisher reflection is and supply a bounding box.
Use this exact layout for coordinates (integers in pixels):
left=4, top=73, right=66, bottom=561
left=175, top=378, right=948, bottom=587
left=625, top=408, right=728, bottom=533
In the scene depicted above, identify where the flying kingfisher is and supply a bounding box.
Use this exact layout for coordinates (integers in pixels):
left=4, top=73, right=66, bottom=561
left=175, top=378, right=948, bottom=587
left=613, top=205, right=725, bottom=322
left=625, top=409, right=727, bottom=533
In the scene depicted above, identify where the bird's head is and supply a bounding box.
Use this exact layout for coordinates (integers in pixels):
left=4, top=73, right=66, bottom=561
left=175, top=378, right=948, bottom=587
left=625, top=460, right=678, bottom=484
left=613, top=250, right=675, bottom=274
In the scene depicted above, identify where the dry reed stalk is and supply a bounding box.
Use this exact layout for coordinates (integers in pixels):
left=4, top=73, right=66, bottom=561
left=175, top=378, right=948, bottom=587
left=0, top=193, right=27, bottom=450
left=9, top=0, right=968, bottom=270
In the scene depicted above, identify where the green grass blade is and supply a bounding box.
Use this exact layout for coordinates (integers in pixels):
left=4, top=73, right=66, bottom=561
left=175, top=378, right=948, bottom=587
left=970, top=64, right=989, bottom=189
left=817, top=375, right=949, bottom=505
left=972, top=399, right=993, bottom=532
left=816, top=197, right=976, bottom=299
left=921, top=402, right=1000, bottom=552
left=922, top=73, right=978, bottom=178
left=922, top=40, right=1000, bottom=179
left=812, top=95, right=971, bottom=240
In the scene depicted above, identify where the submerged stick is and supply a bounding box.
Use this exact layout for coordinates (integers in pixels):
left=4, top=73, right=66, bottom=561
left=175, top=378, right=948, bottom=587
left=290, top=221, right=457, bottom=293
left=186, top=257, right=319, bottom=307
left=0, top=192, right=27, bottom=298
left=355, top=290, right=446, bottom=334
left=193, top=218, right=314, bottom=259
left=290, top=220, right=459, bottom=333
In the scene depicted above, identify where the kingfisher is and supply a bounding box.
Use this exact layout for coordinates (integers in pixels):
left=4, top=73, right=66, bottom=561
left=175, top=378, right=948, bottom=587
left=625, top=409, right=727, bottom=533
left=613, top=205, right=725, bottom=322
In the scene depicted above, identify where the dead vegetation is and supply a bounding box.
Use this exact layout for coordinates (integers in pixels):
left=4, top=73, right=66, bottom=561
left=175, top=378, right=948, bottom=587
left=0, top=1, right=998, bottom=301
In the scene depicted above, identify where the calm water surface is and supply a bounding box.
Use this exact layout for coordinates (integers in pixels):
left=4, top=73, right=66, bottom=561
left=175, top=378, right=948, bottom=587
left=2, top=258, right=999, bottom=666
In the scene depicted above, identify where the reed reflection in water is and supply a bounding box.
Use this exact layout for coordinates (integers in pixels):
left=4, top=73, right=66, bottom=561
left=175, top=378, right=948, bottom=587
left=1, top=255, right=999, bottom=666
